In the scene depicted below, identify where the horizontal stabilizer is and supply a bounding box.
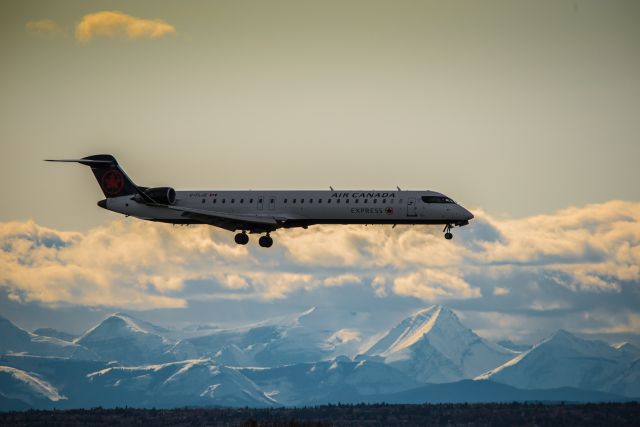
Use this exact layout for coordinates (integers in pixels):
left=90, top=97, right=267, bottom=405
left=45, top=159, right=116, bottom=166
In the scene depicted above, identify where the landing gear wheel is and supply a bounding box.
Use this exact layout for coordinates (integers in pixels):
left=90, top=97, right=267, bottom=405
left=443, top=224, right=453, bottom=240
left=234, top=232, right=249, bottom=245
left=258, top=235, right=273, bottom=248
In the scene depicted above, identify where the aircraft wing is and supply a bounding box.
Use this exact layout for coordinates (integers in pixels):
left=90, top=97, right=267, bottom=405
left=164, top=205, right=286, bottom=231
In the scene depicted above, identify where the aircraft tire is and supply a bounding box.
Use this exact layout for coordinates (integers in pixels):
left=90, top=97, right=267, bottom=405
left=235, top=232, right=249, bottom=245
left=445, top=232, right=453, bottom=240
left=259, top=235, right=273, bottom=248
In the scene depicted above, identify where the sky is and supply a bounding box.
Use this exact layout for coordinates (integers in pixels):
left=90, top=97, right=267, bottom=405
left=0, top=0, right=639, bottom=346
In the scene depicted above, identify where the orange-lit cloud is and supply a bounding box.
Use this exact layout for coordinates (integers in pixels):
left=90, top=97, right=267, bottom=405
left=75, top=11, right=176, bottom=43
left=0, top=201, right=638, bottom=310
left=25, top=19, right=65, bottom=37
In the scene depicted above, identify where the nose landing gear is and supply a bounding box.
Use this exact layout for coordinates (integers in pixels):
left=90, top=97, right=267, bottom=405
left=234, top=232, right=249, bottom=245
left=443, top=224, right=453, bottom=240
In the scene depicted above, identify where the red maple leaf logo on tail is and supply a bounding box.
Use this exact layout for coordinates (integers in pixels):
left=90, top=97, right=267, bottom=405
left=101, top=170, right=125, bottom=195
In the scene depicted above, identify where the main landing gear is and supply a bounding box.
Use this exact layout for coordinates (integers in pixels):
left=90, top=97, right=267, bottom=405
left=234, top=232, right=274, bottom=247
left=259, top=234, right=273, bottom=248
left=443, top=224, right=453, bottom=240
left=234, top=232, right=249, bottom=245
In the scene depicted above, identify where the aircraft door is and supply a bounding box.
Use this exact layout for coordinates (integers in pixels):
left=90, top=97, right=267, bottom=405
left=268, top=196, right=276, bottom=210
left=257, top=197, right=263, bottom=210
left=407, top=197, right=417, bottom=217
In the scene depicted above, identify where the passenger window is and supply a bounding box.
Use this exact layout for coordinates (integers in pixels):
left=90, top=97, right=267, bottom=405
left=318, top=199, right=322, bottom=204
left=346, top=199, right=349, bottom=204
left=231, top=199, right=235, bottom=203
left=202, top=199, right=205, bottom=203
left=240, top=199, right=244, bottom=204
left=250, top=198, right=254, bottom=203
left=293, top=199, right=297, bottom=203
left=270, top=198, right=275, bottom=204
left=222, top=199, right=226, bottom=204
left=309, top=199, right=313, bottom=204
left=355, top=199, right=359, bottom=204
left=336, top=199, right=340, bottom=204
left=258, top=198, right=263, bottom=203
left=382, top=199, right=386, bottom=203
left=364, top=199, right=368, bottom=204
left=301, top=199, right=304, bottom=204
left=327, top=199, right=331, bottom=204
left=373, top=199, right=377, bottom=204
left=213, top=199, right=217, bottom=204
left=284, top=198, right=288, bottom=203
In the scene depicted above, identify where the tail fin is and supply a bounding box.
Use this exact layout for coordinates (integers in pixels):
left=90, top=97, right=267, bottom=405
left=46, top=154, right=139, bottom=198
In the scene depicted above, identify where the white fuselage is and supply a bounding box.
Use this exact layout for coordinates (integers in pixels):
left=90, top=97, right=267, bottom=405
left=105, top=189, right=473, bottom=229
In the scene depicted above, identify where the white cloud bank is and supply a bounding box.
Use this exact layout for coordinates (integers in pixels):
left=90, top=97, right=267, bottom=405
left=0, top=201, right=638, bottom=312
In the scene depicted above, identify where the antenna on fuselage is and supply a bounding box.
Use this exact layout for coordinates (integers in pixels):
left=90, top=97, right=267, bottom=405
left=330, top=186, right=334, bottom=191
left=397, top=186, right=402, bottom=191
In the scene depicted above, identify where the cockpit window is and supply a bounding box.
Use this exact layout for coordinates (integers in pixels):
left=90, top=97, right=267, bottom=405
left=422, top=196, right=455, bottom=204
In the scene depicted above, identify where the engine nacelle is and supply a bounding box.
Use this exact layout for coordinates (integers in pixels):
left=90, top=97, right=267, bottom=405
left=144, top=187, right=176, bottom=205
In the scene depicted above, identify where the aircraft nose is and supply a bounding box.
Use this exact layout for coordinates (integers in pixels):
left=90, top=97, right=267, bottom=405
left=461, top=206, right=474, bottom=220
left=97, top=199, right=107, bottom=209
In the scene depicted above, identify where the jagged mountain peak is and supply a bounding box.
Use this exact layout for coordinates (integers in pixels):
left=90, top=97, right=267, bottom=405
left=476, top=329, right=632, bottom=393
left=73, top=313, right=174, bottom=364
left=364, top=305, right=516, bottom=383
left=535, top=329, right=619, bottom=359
left=76, top=313, right=169, bottom=344
left=364, top=305, right=473, bottom=357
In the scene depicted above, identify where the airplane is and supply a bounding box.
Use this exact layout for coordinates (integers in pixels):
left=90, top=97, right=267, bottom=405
left=47, top=154, right=474, bottom=248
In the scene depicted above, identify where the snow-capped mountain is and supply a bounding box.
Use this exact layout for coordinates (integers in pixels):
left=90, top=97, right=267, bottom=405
left=87, top=359, right=275, bottom=407
left=1, top=306, right=638, bottom=410
left=76, top=313, right=174, bottom=365
left=241, top=356, right=420, bottom=406
left=170, top=307, right=348, bottom=367
left=364, top=305, right=517, bottom=383
left=0, top=315, right=94, bottom=360
left=0, top=354, right=116, bottom=408
left=477, top=330, right=630, bottom=393
left=0, top=365, right=66, bottom=407
left=32, top=328, right=77, bottom=342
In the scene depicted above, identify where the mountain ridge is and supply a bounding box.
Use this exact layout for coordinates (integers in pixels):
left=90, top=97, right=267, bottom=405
left=364, top=305, right=517, bottom=383
left=1, top=306, right=638, bottom=410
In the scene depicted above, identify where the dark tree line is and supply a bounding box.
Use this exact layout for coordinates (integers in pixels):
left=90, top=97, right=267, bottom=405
left=1, top=402, right=639, bottom=426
